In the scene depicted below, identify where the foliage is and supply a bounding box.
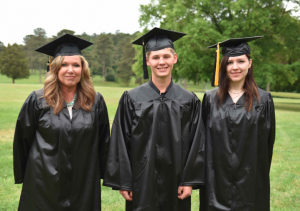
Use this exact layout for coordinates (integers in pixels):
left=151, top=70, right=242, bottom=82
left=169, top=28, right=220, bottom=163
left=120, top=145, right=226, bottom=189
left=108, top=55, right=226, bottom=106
left=23, top=28, right=48, bottom=83
left=92, top=34, right=115, bottom=81
left=116, top=37, right=136, bottom=86
left=105, top=72, right=116, bottom=82
left=0, top=44, right=29, bottom=83
left=0, top=41, right=3, bottom=54
left=138, top=0, right=300, bottom=91
left=57, top=29, right=75, bottom=37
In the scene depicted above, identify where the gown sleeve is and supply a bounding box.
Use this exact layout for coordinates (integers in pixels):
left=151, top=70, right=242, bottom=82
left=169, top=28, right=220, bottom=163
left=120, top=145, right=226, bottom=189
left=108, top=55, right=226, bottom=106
left=180, top=94, right=205, bottom=189
left=13, top=91, right=37, bottom=184
left=266, top=93, right=276, bottom=170
left=97, top=93, right=111, bottom=179
left=103, top=91, right=133, bottom=191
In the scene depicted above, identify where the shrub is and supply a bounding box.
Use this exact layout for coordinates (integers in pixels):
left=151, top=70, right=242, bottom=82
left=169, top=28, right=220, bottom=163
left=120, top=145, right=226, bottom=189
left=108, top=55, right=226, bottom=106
left=105, top=73, right=116, bottom=82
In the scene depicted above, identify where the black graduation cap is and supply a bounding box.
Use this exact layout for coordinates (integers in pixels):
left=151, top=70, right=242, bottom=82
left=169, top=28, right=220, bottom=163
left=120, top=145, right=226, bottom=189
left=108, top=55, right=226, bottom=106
left=132, top=27, right=187, bottom=79
left=208, top=36, right=263, bottom=87
left=35, top=34, right=93, bottom=72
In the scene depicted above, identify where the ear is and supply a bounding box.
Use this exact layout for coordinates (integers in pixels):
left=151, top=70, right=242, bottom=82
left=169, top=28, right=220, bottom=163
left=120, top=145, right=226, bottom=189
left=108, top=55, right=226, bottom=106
left=248, top=58, right=252, bottom=69
left=146, top=57, right=150, bottom=66
left=173, top=53, right=178, bottom=64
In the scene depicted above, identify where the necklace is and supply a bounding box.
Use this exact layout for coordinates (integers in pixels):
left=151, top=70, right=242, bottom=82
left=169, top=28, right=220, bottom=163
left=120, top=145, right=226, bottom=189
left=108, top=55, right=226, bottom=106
left=66, top=93, right=77, bottom=107
left=231, top=94, right=243, bottom=99
left=229, top=90, right=244, bottom=94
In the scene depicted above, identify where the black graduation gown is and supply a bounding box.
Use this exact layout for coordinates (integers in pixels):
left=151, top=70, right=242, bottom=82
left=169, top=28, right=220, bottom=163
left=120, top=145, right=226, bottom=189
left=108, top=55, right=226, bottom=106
left=200, top=88, right=276, bottom=211
left=103, top=80, right=205, bottom=211
left=13, top=88, right=110, bottom=211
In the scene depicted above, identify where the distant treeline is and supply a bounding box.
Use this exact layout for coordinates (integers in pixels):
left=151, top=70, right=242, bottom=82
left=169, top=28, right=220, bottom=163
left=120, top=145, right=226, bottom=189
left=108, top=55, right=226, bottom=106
left=1, top=0, right=300, bottom=92
left=0, top=29, right=138, bottom=86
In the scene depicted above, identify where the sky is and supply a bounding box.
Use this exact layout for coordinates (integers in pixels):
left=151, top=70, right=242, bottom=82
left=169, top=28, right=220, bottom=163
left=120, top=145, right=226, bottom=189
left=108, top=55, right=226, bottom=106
left=0, top=0, right=152, bottom=45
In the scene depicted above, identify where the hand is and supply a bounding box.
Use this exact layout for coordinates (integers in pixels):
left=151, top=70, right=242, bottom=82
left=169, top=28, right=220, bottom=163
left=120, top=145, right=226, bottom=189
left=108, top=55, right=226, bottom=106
left=178, top=186, right=192, bottom=200
left=119, top=190, right=133, bottom=201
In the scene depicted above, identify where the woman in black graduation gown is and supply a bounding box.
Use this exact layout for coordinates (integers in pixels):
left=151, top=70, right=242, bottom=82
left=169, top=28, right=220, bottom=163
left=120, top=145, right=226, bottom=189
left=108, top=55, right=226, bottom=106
left=200, top=36, right=276, bottom=211
left=13, top=34, right=110, bottom=211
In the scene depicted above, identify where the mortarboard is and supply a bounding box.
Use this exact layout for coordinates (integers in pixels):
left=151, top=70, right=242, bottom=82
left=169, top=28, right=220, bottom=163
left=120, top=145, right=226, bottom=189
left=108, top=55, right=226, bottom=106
left=132, top=27, right=186, bottom=79
left=35, top=34, right=93, bottom=72
left=208, top=36, right=263, bottom=87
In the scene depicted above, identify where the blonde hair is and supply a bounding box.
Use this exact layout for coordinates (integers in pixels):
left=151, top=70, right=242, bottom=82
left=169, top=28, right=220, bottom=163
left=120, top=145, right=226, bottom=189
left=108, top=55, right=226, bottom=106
left=146, top=48, right=176, bottom=58
left=44, top=55, right=96, bottom=115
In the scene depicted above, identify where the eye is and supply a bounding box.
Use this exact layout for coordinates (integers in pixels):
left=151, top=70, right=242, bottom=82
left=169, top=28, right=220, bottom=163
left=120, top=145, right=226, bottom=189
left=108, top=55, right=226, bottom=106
left=74, top=64, right=80, bottom=67
left=61, top=63, right=67, bottom=67
left=153, top=57, right=159, bottom=60
left=227, top=62, right=233, bottom=65
left=164, top=56, right=170, bottom=58
left=238, top=61, right=245, bottom=63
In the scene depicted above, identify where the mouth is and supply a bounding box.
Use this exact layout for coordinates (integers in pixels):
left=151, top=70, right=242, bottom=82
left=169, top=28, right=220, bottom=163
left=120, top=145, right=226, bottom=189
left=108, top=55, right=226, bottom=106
left=157, top=67, right=168, bottom=71
left=230, top=72, right=241, bottom=76
left=66, top=76, right=76, bottom=79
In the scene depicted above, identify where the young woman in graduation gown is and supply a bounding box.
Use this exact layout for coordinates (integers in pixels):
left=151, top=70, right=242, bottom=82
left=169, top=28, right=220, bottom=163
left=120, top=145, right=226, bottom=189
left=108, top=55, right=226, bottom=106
left=200, top=37, right=276, bottom=211
left=104, top=28, right=205, bottom=211
left=13, top=34, right=110, bottom=211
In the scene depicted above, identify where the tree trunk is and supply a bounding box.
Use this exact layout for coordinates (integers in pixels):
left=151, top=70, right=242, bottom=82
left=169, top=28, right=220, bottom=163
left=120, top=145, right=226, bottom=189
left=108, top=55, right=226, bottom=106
left=184, top=78, right=187, bottom=89
left=102, top=60, right=106, bottom=82
left=203, top=81, right=207, bottom=91
left=180, top=78, right=183, bottom=86
left=12, top=78, right=15, bottom=84
left=39, top=63, right=42, bottom=84
left=196, top=73, right=199, bottom=86
left=266, top=82, right=270, bottom=92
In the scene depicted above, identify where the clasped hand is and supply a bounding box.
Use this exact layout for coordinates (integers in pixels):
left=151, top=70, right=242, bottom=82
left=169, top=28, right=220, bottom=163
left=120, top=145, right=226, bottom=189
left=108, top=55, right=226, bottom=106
left=120, top=186, right=192, bottom=201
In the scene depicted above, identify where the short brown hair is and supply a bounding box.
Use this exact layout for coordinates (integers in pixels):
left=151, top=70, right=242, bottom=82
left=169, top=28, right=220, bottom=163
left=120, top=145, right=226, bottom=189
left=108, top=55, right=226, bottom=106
left=146, top=48, right=175, bottom=58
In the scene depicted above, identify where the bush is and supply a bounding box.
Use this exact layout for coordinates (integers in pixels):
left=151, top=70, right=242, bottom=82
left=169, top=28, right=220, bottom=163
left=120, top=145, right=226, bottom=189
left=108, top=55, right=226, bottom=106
left=105, top=73, right=116, bottom=82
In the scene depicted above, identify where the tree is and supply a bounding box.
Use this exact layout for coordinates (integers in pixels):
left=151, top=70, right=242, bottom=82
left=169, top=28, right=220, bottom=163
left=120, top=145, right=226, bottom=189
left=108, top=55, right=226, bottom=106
left=138, top=0, right=300, bottom=91
left=92, top=34, right=114, bottom=81
left=116, top=37, right=136, bottom=86
left=0, top=41, right=3, bottom=54
left=0, top=44, right=29, bottom=83
left=132, top=31, right=151, bottom=85
left=57, top=29, right=75, bottom=37
left=23, top=28, right=48, bottom=83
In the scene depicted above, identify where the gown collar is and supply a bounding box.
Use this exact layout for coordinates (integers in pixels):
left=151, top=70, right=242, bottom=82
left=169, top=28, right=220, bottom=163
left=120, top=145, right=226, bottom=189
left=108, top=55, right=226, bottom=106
left=148, top=77, right=173, bottom=96
left=224, top=91, right=246, bottom=105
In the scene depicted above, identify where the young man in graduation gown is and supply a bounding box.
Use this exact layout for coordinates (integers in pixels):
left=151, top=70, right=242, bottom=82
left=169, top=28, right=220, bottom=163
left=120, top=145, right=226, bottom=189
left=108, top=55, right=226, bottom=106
left=103, top=28, right=205, bottom=211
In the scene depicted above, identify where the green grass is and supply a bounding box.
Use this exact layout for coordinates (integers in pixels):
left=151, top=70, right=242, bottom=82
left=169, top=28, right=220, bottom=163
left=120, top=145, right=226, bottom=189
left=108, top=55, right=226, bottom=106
left=271, top=92, right=300, bottom=99
left=0, top=83, right=299, bottom=210
left=0, top=72, right=209, bottom=92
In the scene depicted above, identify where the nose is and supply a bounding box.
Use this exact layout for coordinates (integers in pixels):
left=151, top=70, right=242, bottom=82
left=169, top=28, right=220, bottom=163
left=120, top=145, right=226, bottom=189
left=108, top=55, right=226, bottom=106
left=159, top=57, right=165, bottom=65
left=67, top=64, right=74, bottom=72
left=232, top=61, right=238, bottom=69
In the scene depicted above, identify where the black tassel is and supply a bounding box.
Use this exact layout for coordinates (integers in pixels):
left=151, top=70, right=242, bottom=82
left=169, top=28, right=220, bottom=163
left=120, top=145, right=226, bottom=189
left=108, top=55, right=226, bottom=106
left=211, top=51, right=217, bottom=87
left=143, top=40, right=149, bottom=79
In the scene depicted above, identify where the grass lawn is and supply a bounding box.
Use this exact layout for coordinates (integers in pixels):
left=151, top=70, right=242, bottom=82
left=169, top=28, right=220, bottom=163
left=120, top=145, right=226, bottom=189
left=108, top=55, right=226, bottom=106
left=0, top=83, right=299, bottom=210
left=0, top=73, right=208, bottom=92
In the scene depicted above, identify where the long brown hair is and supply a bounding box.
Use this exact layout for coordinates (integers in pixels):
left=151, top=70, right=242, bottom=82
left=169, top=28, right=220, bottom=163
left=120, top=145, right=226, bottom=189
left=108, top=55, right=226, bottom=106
left=44, top=55, right=96, bottom=115
left=217, top=54, right=259, bottom=111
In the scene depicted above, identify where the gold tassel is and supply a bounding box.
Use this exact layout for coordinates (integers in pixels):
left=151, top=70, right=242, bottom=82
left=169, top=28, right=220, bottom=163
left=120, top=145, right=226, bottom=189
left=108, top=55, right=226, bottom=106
left=47, top=55, right=51, bottom=71
left=214, top=42, right=220, bottom=86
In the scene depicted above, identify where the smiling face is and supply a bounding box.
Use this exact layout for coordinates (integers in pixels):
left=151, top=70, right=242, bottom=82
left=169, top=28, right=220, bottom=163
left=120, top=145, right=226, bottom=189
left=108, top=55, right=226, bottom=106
left=58, top=56, right=82, bottom=89
left=226, top=55, right=252, bottom=84
left=146, top=48, right=177, bottom=79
